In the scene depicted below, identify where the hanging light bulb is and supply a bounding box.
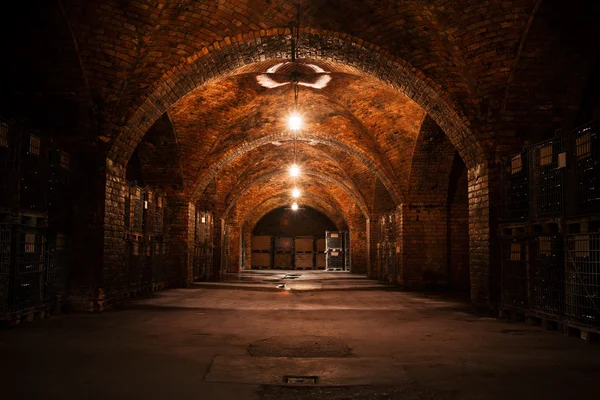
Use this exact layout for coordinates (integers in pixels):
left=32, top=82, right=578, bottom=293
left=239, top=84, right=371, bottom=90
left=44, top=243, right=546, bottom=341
left=292, top=188, right=301, bottom=198
left=289, top=164, right=300, bottom=177
left=291, top=202, right=299, bottom=211
left=287, top=112, right=303, bottom=131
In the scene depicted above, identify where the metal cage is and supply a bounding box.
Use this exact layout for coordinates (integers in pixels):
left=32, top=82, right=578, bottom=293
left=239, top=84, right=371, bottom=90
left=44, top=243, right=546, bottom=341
left=530, top=137, right=566, bottom=219
left=566, top=121, right=600, bottom=217
left=565, top=233, right=600, bottom=329
left=501, top=238, right=529, bottom=310
left=500, top=151, right=530, bottom=221
left=529, top=235, right=565, bottom=318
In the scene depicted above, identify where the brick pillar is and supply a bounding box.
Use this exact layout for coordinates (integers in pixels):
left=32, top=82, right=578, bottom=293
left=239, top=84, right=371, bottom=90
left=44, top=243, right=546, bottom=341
left=69, top=151, right=109, bottom=311
left=166, top=196, right=195, bottom=287
left=241, top=223, right=252, bottom=270
left=394, top=205, right=404, bottom=285
left=400, top=202, right=448, bottom=287
left=211, top=217, right=223, bottom=279
left=349, top=212, right=367, bottom=274
left=227, top=221, right=241, bottom=273
left=366, top=218, right=378, bottom=279
left=468, top=162, right=499, bottom=308
left=101, top=159, right=130, bottom=307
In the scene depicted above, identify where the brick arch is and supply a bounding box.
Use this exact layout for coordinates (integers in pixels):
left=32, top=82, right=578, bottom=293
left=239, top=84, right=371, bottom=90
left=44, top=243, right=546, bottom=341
left=223, top=169, right=370, bottom=220
left=243, top=193, right=348, bottom=234
left=407, top=115, right=457, bottom=203
left=108, top=29, right=487, bottom=170
left=218, top=142, right=366, bottom=206
left=193, top=132, right=403, bottom=206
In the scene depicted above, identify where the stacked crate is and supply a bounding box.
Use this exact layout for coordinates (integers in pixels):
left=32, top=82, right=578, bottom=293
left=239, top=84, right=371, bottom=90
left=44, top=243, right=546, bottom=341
left=500, top=235, right=529, bottom=311
left=377, top=211, right=397, bottom=282
left=566, top=122, right=599, bottom=217
left=565, top=232, right=600, bottom=330
left=149, top=193, right=168, bottom=285
left=294, top=236, right=314, bottom=270
left=316, top=238, right=326, bottom=269
left=530, top=136, right=566, bottom=219
left=499, top=120, right=600, bottom=333
left=274, top=237, right=294, bottom=269
left=125, top=185, right=144, bottom=291
left=529, top=234, right=565, bottom=318
left=325, top=231, right=345, bottom=271
left=500, top=150, right=529, bottom=222
left=0, top=119, right=18, bottom=211
left=13, top=214, right=48, bottom=311
left=0, top=216, right=11, bottom=315
left=251, top=235, right=271, bottom=269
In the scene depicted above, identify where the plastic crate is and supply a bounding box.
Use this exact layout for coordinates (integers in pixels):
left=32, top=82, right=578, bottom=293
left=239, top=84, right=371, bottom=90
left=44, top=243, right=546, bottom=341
left=565, top=234, right=600, bottom=329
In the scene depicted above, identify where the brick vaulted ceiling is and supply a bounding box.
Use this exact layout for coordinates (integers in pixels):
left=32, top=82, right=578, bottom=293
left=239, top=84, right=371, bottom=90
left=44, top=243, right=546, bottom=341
left=3, top=0, right=600, bottom=227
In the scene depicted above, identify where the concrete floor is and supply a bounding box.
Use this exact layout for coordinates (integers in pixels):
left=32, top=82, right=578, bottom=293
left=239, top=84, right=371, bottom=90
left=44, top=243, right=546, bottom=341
left=2, top=272, right=600, bottom=399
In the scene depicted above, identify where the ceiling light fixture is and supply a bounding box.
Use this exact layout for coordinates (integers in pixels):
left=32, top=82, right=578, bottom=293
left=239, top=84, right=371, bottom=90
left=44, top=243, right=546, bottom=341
left=291, top=202, right=299, bottom=211
left=288, top=112, right=303, bottom=131
left=289, top=164, right=301, bottom=178
left=292, top=188, right=301, bottom=198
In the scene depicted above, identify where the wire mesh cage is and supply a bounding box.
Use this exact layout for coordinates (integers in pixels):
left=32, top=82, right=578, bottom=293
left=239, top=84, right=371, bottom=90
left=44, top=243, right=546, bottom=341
left=325, top=231, right=343, bottom=250
left=143, top=191, right=156, bottom=234
left=140, top=239, right=153, bottom=287
left=0, top=219, right=10, bottom=276
left=501, top=238, right=529, bottom=310
left=566, top=121, right=600, bottom=217
left=127, top=238, right=143, bottom=290
left=153, top=194, right=167, bottom=235
left=151, top=240, right=168, bottom=283
left=565, top=233, right=600, bottom=329
left=274, top=237, right=294, bottom=252
left=326, top=250, right=344, bottom=270
left=195, top=210, right=213, bottom=245
left=46, top=232, right=68, bottom=303
left=127, top=186, right=144, bottom=233
left=343, top=231, right=351, bottom=271
left=13, top=271, right=46, bottom=311
left=19, top=129, right=50, bottom=211
left=386, top=243, right=397, bottom=282
left=15, top=227, right=47, bottom=274
left=530, top=137, right=566, bottom=219
left=529, top=235, right=565, bottom=318
left=377, top=244, right=387, bottom=280
left=0, top=119, right=19, bottom=209
left=501, top=151, right=530, bottom=221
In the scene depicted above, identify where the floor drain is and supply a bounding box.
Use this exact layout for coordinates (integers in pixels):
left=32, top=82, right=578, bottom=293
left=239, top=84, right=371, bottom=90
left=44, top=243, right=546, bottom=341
left=283, top=376, right=318, bottom=385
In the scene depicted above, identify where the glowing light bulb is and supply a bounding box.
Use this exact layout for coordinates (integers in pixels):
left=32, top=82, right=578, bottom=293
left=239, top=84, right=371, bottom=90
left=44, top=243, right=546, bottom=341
left=288, top=113, right=303, bottom=131
left=291, top=202, right=299, bottom=211
left=289, top=164, right=300, bottom=177
left=292, top=188, right=301, bottom=198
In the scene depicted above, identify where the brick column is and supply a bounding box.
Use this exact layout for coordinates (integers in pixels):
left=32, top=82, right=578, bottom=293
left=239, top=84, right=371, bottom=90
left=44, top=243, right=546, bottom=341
left=348, top=211, right=367, bottom=274
left=69, top=151, right=109, bottom=311
left=468, top=162, right=499, bottom=308
left=227, top=221, right=241, bottom=273
left=366, top=217, right=379, bottom=279
left=399, top=202, right=448, bottom=287
left=166, top=196, right=195, bottom=287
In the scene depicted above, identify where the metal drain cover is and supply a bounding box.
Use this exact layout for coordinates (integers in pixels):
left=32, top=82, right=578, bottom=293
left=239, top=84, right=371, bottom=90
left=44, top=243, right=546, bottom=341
left=283, top=376, right=318, bottom=385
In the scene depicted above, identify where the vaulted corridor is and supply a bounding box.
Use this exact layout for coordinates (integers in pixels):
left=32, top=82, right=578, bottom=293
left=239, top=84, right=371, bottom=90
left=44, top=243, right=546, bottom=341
left=1, top=1, right=600, bottom=398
